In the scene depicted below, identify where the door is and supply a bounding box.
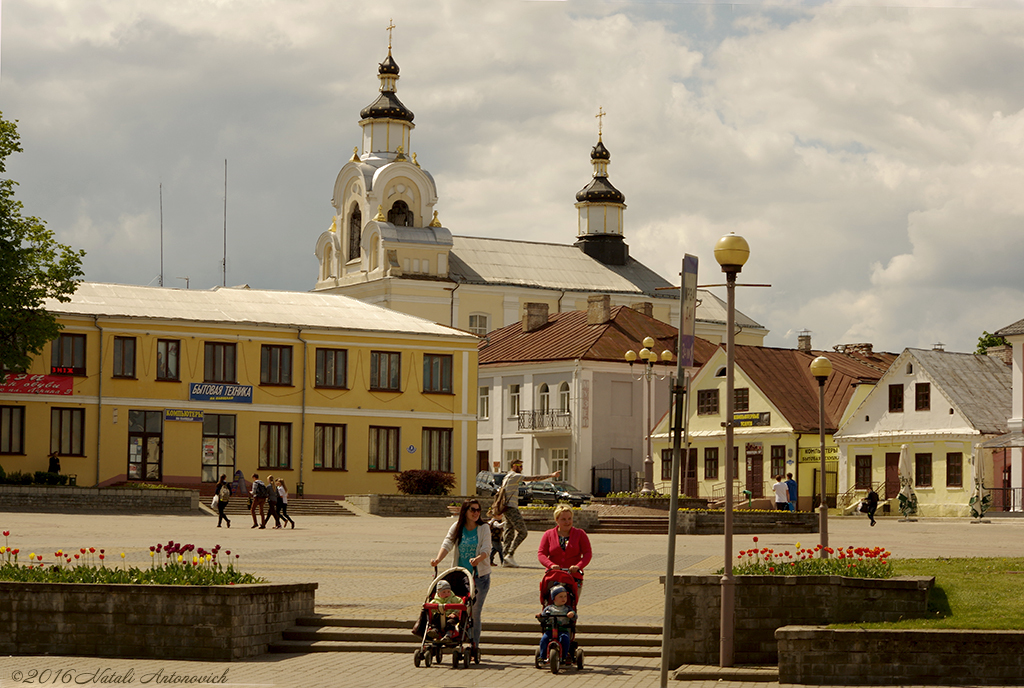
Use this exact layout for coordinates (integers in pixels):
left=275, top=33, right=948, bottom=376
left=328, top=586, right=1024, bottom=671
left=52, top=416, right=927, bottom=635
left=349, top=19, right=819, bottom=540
left=684, top=447, right=698, bottom=498
left=128, top=410, right=163, bottom=481
left=477, top=450, right=490, bottom=473
left=202, top=414, right=236, bottom=483
left=745, top=442, right=764, bottom=498
left=885, top=452, right=900, bottom=499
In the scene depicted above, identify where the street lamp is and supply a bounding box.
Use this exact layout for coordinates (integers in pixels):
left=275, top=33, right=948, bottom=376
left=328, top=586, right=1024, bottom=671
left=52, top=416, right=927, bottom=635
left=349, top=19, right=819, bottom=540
left=714, top=231, right=749, bottom=668
left=625, top=337, right=674, bottom=494
left=810, top=355, right=833, bottom=558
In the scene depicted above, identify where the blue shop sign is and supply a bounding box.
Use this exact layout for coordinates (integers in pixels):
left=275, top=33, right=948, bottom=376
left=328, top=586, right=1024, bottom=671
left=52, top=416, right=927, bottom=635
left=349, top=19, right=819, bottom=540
left=189, top=383, right=254, bottom=403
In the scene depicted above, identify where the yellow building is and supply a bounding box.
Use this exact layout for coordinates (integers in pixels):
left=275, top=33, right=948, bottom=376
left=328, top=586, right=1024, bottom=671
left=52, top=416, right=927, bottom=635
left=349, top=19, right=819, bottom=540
left=0, top=283, right=478, bottom=497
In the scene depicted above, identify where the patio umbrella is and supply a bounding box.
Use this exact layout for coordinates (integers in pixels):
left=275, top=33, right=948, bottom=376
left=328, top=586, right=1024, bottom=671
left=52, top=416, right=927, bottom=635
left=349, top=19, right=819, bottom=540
left=968, top=444, right=991, bottom=519
left=897, top=444, right=918, bottom=519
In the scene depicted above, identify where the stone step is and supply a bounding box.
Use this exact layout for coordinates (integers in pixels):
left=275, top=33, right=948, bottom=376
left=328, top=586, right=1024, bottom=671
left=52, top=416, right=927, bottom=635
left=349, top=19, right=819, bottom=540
left=268, top=639, right=661, bottom=657
left=220, top=499, right=355, bottom=516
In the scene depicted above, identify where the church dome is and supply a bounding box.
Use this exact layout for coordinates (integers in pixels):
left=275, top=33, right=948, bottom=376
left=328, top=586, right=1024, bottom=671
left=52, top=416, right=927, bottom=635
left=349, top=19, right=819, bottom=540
left=360, top=92, right=415, bottom=122
left=378, top=54, right=400, bottom=76
left=575, top=176, right=625, bottom=204
left=590, top=140, right=611, bottom=161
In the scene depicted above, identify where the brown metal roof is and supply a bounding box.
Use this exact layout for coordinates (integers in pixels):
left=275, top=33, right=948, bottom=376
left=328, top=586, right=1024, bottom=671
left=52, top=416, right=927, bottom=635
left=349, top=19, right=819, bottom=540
left=478, top=305, right=717, bottom=367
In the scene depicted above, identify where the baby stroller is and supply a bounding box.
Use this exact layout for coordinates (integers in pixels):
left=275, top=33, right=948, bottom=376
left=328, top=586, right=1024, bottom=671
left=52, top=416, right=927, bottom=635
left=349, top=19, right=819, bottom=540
left=413, top=566, right=477, bottom=669
left=534, top=568, right=584, bottom=674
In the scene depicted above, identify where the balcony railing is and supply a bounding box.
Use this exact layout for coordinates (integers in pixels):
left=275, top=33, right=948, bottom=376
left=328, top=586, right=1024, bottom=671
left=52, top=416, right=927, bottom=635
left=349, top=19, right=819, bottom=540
left=518, top=410, right=571, bottom=432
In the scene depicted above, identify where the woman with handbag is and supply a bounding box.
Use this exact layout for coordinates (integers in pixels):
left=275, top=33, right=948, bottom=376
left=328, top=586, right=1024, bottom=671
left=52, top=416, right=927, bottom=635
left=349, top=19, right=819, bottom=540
left=213, top=474, right=231, bottom=528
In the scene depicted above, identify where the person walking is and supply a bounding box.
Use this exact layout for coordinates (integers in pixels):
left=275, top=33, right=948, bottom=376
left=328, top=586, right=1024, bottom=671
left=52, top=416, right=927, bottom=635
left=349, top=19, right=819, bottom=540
left=250, top=473, right=268, bottom=528
left=537, top=504, right=592, bottom=590
left=214, top=474, right=231, bottom=528
left=498, top=458, right=559, bottom=568
left=785, top=472, right=798, bottom=512
left=864, top=489, right=880, bottom=526
left=263, top=474, right=282, bottom=528
left=430, top=498, right=491, bottom=659
left=772, top=475, right=790, bottom=511
left=276, top=479, right=295, bottom=529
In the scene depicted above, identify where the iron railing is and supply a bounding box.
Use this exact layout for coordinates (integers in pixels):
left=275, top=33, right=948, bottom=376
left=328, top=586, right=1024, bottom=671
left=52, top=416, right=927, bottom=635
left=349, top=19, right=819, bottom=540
left=517, top=410, right=571, bottom=432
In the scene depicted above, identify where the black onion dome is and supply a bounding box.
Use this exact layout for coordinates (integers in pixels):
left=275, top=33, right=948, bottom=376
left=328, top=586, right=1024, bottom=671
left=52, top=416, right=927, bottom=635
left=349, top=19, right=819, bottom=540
left=576, top=176, right=625, bottom=203
left=590, top=140, right=611, bottom=161
left=378, top=54, right=400, bottom=76
left=360, top=92, right=415, bottom=122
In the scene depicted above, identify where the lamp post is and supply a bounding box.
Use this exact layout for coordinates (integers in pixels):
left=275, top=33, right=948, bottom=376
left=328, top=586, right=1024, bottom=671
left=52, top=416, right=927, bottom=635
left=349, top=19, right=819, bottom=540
left=810, top=355, right=833, bottom=558
left=713, top=231, right=749, bottom=668
left=626, top=338, right=674, bottom=494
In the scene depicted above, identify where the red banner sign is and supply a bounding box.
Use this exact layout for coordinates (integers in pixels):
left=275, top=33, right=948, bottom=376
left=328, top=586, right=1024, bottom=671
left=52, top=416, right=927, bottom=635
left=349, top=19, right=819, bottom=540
left=0, top=373, right=74, bottom=396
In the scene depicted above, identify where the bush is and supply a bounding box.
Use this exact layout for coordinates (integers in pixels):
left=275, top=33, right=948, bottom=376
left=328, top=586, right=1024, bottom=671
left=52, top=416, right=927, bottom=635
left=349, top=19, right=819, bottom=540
left=394, top=470, right=457, bottom=496
left=2, top=471, right=33, bottom=485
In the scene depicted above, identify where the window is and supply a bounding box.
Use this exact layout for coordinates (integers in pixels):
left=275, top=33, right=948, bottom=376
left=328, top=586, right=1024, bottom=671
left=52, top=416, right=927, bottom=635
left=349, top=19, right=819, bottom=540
left=468, top=314, right=489, bottom=336
left=112, top=337, right=136, bottom=378
left=370, top=351, right=401, bottom=391
left=888, top=384, right=904, bottom=412
left=51, top=407, right=85, bottom=456
left=478, top=387, right=490, bottom=419
left=551, top=448, right=569, bottom=484
left=202, top=414, right=235, bottom=483
left=315, top=348, right=347, bottom=389
left=387, top=199, right=414, bottom=226
left=538, top=384, right=550, bottom=412
left=0, top=406, right=25, bottom=454
left=259, top=422, right=291, bottom=469
left=946, top=452, right=963, bottom=488
left=51, top=333, right=86, bottom=375
left=314, top=423, right=346, bottom=470
left=156, top=339, right=180, bottom=381
left=733, top=446, right=739, bottom=479
left=260, top=345, right=293, bottom=386
left=770, top=445, right=785, bottom=479
left=505, top=449, right=522, bottom=470
left=558, top=382, right=570, bottom=412
left=422, top=428, right=453, bottom=472
left=915, top=453, right=932, bottom=488
left=661, top=448, right=673, bottom=481
left=915, top=383, right=930, bottom=411
left=369, top=426, right=400, bottom=471
left=734, top=388, right=749, bottom=412
left=423, top=354, right=452, bottom=393
left=348, top=203, right=362, bottom=261
left=855, top=455, right=872, bottom=490
left=509, top=384, right=521, bottom=416
left=697, top=389, right=719, bottom=415
left=704, top=447, right=719, bottom=480
left=205, top=342, right=237, bottom=383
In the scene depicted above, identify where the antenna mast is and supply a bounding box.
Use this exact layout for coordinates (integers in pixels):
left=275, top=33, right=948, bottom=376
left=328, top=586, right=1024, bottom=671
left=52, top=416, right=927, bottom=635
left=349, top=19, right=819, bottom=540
left=159, top=183, right=164, bottom=287
left=222, top=159, right=227, bottom=287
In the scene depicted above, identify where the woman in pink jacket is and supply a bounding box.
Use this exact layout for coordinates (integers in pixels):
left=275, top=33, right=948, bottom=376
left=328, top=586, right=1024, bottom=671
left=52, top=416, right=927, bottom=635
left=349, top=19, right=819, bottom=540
left=537, top=504, right=592, bottom=588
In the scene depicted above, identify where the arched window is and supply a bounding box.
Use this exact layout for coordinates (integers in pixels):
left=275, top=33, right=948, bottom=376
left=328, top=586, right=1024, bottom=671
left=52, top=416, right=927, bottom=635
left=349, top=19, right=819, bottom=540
left=348, top=204, right=362, bottom=261
left=322, top=244, right=334, bottom=280
left=558, top=382, right=570, bottom=412
left=387, top=200, right=414, bottom=227
left=538, top=384, right=550, bottom=413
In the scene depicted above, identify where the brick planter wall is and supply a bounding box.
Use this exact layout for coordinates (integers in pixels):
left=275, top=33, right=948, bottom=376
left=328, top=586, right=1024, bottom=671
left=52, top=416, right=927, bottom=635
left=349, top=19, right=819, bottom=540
left=678, top=510, right=819, bottom=534
left=0, top=581, right=316, bottom=660
left=0, top=485, right=198, bottom=513
left=777, top=627, right=1024, bottom=685
left=346, top=494, right=494, bottom=517
left=662, top=575, right=933, bottom=666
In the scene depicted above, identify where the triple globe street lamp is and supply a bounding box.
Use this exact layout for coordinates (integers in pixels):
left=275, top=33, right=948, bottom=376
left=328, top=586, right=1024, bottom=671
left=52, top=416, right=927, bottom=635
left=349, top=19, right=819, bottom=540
left=625, top=338, right=674, bottom=494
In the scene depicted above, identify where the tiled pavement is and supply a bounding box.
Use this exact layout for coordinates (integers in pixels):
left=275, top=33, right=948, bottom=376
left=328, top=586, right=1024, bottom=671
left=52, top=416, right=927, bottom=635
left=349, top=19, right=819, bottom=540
left=1, top=509, right=1023, bottom=687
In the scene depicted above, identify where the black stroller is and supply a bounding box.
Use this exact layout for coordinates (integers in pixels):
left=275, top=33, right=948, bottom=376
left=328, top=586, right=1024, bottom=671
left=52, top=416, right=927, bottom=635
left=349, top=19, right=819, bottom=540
left=413, top=566, right=477, bottom=669
left=534, top=568, right=584, bottom=674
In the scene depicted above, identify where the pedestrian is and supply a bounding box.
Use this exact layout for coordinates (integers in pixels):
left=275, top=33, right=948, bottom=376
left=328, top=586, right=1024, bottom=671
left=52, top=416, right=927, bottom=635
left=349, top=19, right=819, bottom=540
left=276, top=479, right=295, bottom=529
left=250, top=473, right=268, bottom=528
left=537, top=504, right=591, bottom=590
left=263, top=474, right=282, bottom=528
left=864, top=489, right=880, bottom=526
left=785, top=472, right=798, bottom=512
left=213, top=474, right=231, bottom=528
left=772, top=475, right=790, bottom=511
left=430, top=498, right=491, bottom=659
left=497, top=458, right=560, bottom=568
left=48, top=451, right=61, bottom=474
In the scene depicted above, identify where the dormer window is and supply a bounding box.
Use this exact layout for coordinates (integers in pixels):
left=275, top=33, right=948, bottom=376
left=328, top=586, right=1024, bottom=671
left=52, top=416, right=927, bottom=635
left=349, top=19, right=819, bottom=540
left=388, top=200, right=414, bottom=227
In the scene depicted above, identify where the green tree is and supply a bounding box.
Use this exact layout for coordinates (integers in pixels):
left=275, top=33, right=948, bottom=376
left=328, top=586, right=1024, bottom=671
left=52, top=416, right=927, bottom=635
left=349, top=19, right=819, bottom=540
left=976, top=331, right=1007, bottom=355
left=0, top=114, right=85, bottom=373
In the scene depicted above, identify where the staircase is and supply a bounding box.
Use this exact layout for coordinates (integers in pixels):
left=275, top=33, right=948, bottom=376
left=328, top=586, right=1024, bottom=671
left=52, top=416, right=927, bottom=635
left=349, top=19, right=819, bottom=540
left=269, top=617, right=662, bottom=658
left=221, top=498, right=356, bottom=516
left=589, top=514, right=671, bottom=535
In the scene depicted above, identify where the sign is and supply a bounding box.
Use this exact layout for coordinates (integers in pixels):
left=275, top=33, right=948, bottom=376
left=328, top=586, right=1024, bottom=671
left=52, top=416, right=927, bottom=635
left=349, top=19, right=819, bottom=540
left=800, top=446, right=839, bottom=462
left=188, top=383, right=253, bottom=404
left=165, top=409, right=204, bottom=422
left=735, top=411, right=770, bottom=427
left=678, top=254, right=699, bottom=368
left=0, top=373, right=74, bottom=396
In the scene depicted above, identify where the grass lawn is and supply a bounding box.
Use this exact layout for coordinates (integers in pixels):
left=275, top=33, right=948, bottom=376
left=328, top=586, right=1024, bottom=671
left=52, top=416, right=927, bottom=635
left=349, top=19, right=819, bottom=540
left=833, top=557, right=1024, bottom=630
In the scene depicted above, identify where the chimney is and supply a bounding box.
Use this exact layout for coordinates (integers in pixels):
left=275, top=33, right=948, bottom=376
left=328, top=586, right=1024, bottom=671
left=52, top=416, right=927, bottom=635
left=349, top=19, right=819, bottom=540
left=839, top=343, right=874, bottom=356
left=630, top=301, right=653, bottom=318
left=932, top=342, right=945, bottom=352
left=985, top=345, right=1013, bottom=366
left=523, top=302, right=549, bottom=333
left=797, top=330, right=812, bottom=352
left=587, top=294, right=612, bottom=325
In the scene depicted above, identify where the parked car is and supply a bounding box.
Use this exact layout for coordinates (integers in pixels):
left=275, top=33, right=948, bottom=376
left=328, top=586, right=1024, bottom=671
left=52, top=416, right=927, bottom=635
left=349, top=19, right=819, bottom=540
left=528, top=480, right=592, bottom=507
left=474, top=471, right=531, bottom=503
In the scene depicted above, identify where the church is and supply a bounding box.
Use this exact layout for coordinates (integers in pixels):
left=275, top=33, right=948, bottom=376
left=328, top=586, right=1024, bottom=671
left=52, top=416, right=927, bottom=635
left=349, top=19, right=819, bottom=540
left=312, top=36, right=767, bottom=347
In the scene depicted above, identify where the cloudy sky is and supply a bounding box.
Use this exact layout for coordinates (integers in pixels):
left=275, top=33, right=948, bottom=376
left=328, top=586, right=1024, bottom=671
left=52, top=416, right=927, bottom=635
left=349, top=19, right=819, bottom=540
left=2, top=0, right=1022, bottom=355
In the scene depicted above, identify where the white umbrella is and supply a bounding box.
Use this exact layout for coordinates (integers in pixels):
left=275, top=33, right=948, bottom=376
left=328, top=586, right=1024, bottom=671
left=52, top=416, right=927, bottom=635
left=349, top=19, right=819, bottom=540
left=968, top=444, right=991, bottom=519
left=897, top=444, right=918, bottom=519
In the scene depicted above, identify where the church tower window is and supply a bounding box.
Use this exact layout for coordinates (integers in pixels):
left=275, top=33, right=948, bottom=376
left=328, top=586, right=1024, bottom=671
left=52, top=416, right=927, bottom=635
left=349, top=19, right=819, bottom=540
left=348, top=204, right=362, bottom=261
left=388, top=200, right=414, bottom=227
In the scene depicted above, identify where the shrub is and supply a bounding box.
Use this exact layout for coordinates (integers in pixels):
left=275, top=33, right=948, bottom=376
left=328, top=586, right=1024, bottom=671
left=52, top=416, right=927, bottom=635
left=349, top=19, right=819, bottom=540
left=394, top=470, right=457, bottom=496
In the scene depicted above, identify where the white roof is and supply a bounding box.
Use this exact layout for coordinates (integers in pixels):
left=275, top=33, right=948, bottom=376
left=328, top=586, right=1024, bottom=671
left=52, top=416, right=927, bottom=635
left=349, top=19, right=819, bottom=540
left=46, top=282, right=475, bottom=339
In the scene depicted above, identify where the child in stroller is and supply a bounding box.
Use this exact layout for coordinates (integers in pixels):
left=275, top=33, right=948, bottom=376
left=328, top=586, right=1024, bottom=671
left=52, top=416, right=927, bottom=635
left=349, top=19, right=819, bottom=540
left=535, top=569, right=584, bottom=674
left=413, top=567, right=476, bottom=669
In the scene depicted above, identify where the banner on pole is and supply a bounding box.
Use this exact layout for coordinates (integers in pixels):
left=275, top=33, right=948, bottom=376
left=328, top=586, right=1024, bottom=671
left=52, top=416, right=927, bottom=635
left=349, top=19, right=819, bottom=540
left=679, top=254, right=698, bottom=368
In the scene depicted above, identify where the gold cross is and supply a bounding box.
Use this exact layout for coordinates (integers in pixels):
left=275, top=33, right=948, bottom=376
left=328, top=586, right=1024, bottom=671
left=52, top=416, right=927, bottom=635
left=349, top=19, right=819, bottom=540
left=596, top=106, right=606, bottom=140
left=387, top=19, right=396, bottom=51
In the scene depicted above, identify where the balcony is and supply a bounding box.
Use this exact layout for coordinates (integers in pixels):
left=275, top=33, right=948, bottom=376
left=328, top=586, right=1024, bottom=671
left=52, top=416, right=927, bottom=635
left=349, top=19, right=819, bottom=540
left=518, top=410, right=571, bottom=434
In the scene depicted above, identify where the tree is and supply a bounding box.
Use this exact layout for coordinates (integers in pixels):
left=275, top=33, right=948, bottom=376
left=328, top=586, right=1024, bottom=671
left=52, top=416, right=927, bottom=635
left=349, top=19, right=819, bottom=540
left=0, top=113, right=85, bottom=373
left=976, top=331, right=1007, bottom=355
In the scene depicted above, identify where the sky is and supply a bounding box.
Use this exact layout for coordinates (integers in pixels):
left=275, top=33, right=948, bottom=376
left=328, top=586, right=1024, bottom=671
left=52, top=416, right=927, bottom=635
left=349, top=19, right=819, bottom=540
left=2, top=0, right=1023, bottom=355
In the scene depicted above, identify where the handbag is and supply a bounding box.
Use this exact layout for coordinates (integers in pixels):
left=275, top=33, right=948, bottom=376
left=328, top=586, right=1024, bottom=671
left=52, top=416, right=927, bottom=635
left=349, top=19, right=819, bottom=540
left=211, top=494, right=219, bottom=508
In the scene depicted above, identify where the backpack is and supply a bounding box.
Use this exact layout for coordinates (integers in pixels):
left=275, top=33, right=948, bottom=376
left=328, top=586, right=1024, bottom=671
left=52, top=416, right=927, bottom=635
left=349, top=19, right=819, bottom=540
left=218, top=484, right=230, bottom=501
left=254, top=481, right=269, bottom=499
left=490, top=484, right=509, bottom=517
